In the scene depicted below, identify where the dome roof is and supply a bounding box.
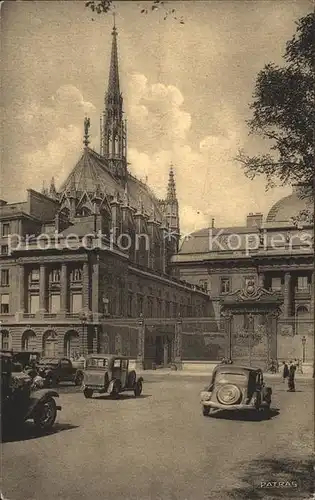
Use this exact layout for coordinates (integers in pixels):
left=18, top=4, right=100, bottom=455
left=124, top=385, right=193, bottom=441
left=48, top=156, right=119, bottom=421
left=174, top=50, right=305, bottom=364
left=266, top=186, right=312, bottom=223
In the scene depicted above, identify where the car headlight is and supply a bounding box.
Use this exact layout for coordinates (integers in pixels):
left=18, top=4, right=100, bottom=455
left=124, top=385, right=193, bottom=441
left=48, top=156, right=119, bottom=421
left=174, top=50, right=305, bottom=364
left=200, top=391, right=211, bottom=401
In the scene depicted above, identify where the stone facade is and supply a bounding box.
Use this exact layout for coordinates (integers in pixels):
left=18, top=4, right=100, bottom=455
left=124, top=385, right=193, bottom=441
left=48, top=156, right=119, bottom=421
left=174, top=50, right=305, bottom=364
left=171, top=192, right=314, bottom=365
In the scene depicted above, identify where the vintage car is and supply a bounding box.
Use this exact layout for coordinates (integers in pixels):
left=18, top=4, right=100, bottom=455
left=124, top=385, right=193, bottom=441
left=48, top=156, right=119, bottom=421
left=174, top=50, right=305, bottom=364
left=1, top=350, right=61, bottom=432
left=200, top=364, right=272, bottom=416
left=12, top=351, right=41, bottom=372
left=37, top=357, right=84, bottom=386
left=82, top=355, right=143, bottom=399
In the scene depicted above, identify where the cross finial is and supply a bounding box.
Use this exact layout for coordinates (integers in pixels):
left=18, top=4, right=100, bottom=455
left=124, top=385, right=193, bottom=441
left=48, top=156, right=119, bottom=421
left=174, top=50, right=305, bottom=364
left=112, top=12, right=117, bottom=34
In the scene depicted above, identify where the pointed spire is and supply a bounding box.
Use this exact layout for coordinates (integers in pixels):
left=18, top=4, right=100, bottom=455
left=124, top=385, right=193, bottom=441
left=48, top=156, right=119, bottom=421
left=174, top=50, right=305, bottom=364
left=122, top=183, right=129, bottom=206
left=83, top=117, right=90, bottom=148
left=166, top=164, right=177, bottom=201
left=137, top=194, right=143, bottom=214
left=150, top=203, right=156, bottom=221
left=107, top=15, right=120, bottom=102
left=49, top=177, right=56, bottom=197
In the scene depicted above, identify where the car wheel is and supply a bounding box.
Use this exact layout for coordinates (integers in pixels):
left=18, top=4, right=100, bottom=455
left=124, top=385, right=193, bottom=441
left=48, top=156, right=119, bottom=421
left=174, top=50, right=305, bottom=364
left=134, top=380, right=143, bottom=397
left=84, top=388, right=93, bottom=399
left=33, top=397, right=57, bottom=431
left=202, top=406, right=210, bottom=416
left=74, top=372, right=84, bottom=386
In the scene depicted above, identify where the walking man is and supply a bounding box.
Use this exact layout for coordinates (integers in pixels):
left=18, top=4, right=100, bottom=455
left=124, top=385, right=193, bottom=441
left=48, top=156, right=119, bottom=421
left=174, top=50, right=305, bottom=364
left=282, top=361, right=289, bottom=382
left=288, top=361, right=296, bottom=392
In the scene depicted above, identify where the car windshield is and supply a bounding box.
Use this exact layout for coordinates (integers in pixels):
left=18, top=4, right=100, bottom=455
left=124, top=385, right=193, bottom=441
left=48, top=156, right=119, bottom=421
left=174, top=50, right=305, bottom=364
left=38, top=358, right=59, bottom=366
left=86, top=358, right=109, bottom=369
left=215, top=372, right=247, bottom=384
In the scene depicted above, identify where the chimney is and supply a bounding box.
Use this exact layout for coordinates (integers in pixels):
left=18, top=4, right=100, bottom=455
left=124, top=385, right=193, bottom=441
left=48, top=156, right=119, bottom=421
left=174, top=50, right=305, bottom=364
left=211, top=218, right=215, bottom=228
left=246, top=212, right=263, bottom=228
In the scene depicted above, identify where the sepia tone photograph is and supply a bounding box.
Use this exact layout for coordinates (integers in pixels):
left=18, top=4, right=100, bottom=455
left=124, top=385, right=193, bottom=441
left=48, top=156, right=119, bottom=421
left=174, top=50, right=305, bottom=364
left=0, top=0, right=314, bottom=499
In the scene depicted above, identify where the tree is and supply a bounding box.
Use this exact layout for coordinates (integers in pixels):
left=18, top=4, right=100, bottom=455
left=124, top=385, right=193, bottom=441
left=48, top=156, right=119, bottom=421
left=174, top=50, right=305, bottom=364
left=236, top=12, right=315, bottom=220
left=85, top=0, right=184, bottom=23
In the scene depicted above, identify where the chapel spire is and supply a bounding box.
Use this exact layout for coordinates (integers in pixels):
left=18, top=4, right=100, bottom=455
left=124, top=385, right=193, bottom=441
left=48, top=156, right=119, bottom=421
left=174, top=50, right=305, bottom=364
left=107, top=14, right=120, bottom=102
left=100, top=17, right=127, bottom=183
left=166, top=164, right=177, bottom=201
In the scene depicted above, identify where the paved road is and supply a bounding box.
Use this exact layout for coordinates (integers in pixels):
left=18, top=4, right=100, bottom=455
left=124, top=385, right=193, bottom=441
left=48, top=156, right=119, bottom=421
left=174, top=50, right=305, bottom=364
left=2, top=376, right=313, bottom=500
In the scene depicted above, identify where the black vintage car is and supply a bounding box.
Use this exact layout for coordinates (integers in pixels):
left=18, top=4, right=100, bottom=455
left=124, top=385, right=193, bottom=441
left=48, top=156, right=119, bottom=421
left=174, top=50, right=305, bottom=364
left=1, top=350, right=61, bottom=432
left=200, top=364, right=272, bottom=416
left=37, top=357, right=84, bottom=387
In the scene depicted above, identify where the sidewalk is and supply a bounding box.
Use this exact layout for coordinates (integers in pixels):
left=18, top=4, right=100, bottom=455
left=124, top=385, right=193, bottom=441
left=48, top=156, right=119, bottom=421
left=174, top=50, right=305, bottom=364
left=138, top=368, right=313, bottom=379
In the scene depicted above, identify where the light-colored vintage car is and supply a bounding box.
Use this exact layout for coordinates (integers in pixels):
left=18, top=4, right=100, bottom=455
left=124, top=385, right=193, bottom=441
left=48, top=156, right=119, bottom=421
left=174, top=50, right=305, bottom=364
left=200, top=364, right=272, bottom=416
left=82, top=355, right=143, bottom=399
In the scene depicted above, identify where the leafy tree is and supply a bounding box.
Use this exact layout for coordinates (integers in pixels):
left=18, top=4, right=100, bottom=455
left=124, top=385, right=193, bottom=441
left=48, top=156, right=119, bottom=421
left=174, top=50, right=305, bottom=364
left=236, top=12, right=314, bottom=218
left=86, top=0, right=184, bottom=23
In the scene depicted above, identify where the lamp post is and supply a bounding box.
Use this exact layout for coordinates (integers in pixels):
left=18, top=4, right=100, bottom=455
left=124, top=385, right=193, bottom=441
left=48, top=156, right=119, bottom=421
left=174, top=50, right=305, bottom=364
left=221, top=309, right=233, bottom=361
left=301, top=335, right=306, bottom=363
left=248, top=313, right=254, bottom=366
left=79, top=311, right=88, bottom=356
left=137, top=312, right=145, bottom=370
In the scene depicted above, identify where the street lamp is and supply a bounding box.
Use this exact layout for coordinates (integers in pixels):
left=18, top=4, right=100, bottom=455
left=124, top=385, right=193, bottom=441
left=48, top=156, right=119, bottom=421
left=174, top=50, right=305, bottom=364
left=221, top=309, right=233, bottom=362
left=79, top=311, right=89, bottom=356
left=301, top=335, right=307, bottom=363
left=248, top=314, right=254, bottom=366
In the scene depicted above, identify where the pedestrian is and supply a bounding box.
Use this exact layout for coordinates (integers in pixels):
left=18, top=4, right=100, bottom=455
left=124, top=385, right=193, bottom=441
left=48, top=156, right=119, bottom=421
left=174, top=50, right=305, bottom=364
left=288, top=361, right=296, bottom=392
left=282, top=361, right=289, bottom=382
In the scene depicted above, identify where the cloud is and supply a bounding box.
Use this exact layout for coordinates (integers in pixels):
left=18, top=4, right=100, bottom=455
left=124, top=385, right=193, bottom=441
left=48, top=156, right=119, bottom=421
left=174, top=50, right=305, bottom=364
left=126, top=73, right=291, bottom=232
left=126, top=73, right=191, bottom=149
left=20, top=85, right=97, bottom=191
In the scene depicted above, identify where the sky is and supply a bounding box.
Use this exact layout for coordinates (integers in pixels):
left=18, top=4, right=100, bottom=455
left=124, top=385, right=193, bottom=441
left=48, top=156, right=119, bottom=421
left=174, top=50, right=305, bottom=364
left=0, top=0, right=312, bottom=234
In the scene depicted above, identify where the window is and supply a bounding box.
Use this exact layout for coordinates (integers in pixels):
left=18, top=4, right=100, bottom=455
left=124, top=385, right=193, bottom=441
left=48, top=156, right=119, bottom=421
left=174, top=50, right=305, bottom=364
left=137, top=295, right=143, bottom=316
left=51, top=269, right=60, bottom=283
left=50, top=294, right=60, bottom=313
left=297, top=276, right=309, bottom=290
left=127, top=293, right=133, bottom=317
left=0, top=294, right=9, bottom=314
left=71, top=268, right=82, bottom=282
left=30, top=268, right=40, bottom=283
left=199, top=279, right=208, bottom=292
left=1, top=245, right=8, bottom=256
left=271, top=277, right=282, bottom=291
left=1, top=330, right=10, bottom=349
left=71, top=293, right=82, bottom=313
left=148, top=297, right=153, bottom=317
left=2, top=223, right=10, bottom=237
left=1, top=269, right=9, bottom=286
left=113, top=359, right=121, bottom=368
left=165, top=301, right=170, bottom=317
left=156, top=298, right=161, bottom=317
left=30, top=295, right=39, bottom=314
left=220, top=278, right=230, bottom=294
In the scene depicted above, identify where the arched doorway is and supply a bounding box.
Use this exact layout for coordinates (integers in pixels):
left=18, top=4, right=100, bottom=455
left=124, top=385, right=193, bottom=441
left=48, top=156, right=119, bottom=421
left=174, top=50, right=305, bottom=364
left=64, top=330, right=80, bottom=359
left=296, top=305, right=309, bottom=335
left=21, top=329, right=37, bottom=351
left=1, top=329, right=11, bottom=350
left=42, top=330, right=58, bottom=357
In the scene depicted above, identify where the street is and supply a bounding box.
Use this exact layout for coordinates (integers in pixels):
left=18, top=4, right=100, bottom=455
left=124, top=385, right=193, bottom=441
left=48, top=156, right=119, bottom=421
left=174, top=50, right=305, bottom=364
left=2, top=375, right=313, bottom=500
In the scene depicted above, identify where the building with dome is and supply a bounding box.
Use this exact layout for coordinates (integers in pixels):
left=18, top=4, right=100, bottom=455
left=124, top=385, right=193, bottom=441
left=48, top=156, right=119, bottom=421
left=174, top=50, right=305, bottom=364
left=171, top=185, right=314, bottom=368
left=0, top=23, right=214, bottom=369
